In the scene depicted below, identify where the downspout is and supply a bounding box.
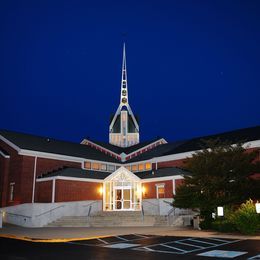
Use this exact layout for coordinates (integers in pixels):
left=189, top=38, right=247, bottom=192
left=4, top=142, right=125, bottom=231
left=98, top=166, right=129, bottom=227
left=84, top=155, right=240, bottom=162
left=32, top=156, right=37, bottom=203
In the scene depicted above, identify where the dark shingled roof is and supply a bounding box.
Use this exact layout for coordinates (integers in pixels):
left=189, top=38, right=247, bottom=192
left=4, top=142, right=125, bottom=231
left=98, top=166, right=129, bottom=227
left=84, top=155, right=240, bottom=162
left=0, top=130, right=120, bottom=163
left=38, top=167, right=189, bottom=180
left=134, top=167, right=190, bottom=179
left=126, top=125, right=260, bottom=163
left=1, top=126, right=259, bottom=164
left=38, top=167, right=110, bottom=180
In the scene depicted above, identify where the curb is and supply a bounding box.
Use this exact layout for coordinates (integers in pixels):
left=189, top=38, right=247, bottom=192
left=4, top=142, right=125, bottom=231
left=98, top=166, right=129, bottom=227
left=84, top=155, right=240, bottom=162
left=0, top=234, right=112, bottom=243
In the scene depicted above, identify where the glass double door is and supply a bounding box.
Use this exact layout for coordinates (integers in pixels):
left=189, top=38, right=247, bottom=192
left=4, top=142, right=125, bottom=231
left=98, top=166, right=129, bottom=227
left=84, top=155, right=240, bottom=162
left=114, top=186, right=132, bottom=210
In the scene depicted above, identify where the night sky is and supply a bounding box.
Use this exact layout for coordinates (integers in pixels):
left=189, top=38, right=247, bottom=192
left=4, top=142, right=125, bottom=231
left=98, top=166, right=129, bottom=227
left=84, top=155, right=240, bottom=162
left=1, top=1, right=260, bottom=144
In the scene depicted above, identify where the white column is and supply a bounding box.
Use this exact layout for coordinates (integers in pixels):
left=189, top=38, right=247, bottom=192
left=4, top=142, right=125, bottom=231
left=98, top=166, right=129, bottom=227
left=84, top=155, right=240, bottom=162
left=52, top=179, right=56, bottom=203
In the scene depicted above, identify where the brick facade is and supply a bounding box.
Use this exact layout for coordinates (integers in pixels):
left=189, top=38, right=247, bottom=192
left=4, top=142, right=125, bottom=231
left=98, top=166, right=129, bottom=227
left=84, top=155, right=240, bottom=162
left=35, top=181, right=53, bottom=203
left=142, top=180, right=173, bottom=199
left=55, top=180, right=102, bottom=202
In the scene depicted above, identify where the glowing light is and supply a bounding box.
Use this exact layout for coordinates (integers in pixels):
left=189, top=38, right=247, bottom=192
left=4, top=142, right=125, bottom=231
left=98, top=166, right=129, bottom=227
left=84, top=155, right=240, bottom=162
left=217, top=206, right=224, bottom=216
left=256, top=202, right=260, bottom=214
left=142, top=186, right=146, bottom=194
left=98, top=186, right=103, bottom=195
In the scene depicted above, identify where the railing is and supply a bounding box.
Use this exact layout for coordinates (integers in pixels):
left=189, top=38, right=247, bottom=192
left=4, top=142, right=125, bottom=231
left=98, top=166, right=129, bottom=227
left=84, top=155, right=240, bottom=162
left=141, top=205, right=144, bottom=221
left=35, top=205, right=65, bottom=218
left=167, top=207, right=175, bottom=226
left=142, top=200, right=160, bottom=215
left=82, top=200, right=100, bottom=217
left=3, top=212, right=32, bottom=219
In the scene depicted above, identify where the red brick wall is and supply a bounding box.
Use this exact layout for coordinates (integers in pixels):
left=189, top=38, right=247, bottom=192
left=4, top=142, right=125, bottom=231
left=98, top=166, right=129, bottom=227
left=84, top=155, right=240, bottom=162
left=35, top=181, right=53, bottom=203
left=35, top=158, right=81, bottom=177
left=0, top=156, right=10, bottom=207
left=55, top=180, right=102, bottom=202
left=0, top=140, right=23, bottom=206
left=142, top=180, right=173, bottom=199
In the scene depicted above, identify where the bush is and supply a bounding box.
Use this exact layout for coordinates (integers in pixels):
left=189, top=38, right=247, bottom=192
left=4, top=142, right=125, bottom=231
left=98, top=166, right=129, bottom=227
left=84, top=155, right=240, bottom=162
left=210, top=200, right=260, bottom=235
left=233, top=199, right=260, bottom=235
left=211, top=219, right=236, bottom=233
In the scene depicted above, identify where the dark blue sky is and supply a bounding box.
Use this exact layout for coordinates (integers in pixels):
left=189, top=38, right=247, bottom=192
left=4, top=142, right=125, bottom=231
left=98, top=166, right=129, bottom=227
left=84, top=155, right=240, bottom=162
left=1, top=0, right=260, bottom=143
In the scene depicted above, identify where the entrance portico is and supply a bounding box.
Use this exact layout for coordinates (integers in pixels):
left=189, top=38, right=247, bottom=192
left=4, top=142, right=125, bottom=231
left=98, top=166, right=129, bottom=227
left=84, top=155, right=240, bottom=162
left=103, top=167, right=142, bottom=211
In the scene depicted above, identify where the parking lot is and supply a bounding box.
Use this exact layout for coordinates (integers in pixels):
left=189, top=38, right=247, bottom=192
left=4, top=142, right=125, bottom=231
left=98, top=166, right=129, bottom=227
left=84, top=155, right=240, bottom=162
left=0, top=234, right=259, bottom=259
left=68, top=234, right=259, bottom=259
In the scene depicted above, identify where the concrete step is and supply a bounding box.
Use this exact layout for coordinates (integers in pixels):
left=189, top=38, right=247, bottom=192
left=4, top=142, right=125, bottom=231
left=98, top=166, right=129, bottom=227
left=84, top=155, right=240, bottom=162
left=45, top=213, right=183, bottom=227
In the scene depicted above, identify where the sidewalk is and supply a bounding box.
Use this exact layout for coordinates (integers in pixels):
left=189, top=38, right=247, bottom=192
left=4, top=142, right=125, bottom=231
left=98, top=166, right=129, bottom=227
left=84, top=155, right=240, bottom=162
left=0, top=224, right=259, bottom=242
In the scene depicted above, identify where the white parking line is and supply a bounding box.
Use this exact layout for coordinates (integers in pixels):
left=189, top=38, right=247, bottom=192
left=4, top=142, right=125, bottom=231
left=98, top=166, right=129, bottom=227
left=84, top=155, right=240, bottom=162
left=188, top=238, right=218, bottom=246
left=134, top=234, right=149, bottom=238
left=175, top=240, right=204, bottom=249
left=161, top=244, right=187, bottom=253
left=116, top=236, right=129, bottom=241
left=206, top=237, right=232, bottom=243
left=97, top=238, right=109, bottom=244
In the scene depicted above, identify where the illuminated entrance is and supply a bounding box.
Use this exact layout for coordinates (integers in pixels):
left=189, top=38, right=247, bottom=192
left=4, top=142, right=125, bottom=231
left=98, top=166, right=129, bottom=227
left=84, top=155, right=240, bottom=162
left=103, top=167, right=142, bottom=211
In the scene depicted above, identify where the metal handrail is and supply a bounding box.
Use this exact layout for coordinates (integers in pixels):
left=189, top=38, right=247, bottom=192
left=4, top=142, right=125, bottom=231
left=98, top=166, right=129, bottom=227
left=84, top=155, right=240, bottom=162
left=142, top=200, right=159, bottom=207
left=87, top=205, right=92, bottom=217
left=167, top=207, right=175, bottom=225
left=4, top=212, right=32, bottom=218
left=143, top=200, right=160, bottom=214
left=35, top=205, right=65, bottom=218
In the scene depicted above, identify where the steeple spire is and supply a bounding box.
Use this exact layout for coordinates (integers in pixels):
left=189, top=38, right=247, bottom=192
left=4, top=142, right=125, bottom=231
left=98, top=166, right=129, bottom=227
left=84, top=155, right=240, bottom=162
left=120, top=43, right=129, bottom=106
left=109, top=44, right=140, bottom=148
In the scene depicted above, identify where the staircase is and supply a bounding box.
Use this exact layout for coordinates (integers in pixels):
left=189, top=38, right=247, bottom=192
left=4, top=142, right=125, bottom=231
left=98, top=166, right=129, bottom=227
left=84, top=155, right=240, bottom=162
left=46, top=211, right=177, bottom=227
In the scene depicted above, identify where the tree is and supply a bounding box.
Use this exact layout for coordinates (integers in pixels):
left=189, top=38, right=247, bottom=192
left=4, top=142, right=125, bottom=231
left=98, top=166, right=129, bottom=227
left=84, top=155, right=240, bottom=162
left=173, top=139, right=260, bottom=222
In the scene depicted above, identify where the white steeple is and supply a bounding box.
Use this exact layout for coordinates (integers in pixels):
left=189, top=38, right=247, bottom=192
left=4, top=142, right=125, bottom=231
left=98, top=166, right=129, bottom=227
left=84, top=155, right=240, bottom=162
left=109, top=44, right=140, bottom=147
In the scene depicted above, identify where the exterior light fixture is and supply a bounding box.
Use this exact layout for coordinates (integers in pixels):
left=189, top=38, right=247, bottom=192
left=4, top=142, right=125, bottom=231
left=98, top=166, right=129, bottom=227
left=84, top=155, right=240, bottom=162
left=256, top=202, right=260, bottom=214
left=98, top=186, right=103, bottom=195
left=217, top=206, right=224, bottom=217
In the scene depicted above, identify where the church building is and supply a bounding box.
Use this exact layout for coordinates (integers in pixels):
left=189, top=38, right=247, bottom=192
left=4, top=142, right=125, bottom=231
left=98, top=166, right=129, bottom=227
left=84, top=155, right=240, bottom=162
left=0, top=45, right=259, bottom=226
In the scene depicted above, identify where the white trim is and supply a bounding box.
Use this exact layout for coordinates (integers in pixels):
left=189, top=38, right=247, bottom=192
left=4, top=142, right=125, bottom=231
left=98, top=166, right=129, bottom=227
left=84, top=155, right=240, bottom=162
left=156, top=183, right=165, bottom=199
left=0, top=150, right=10, bottom=158
left=36, top=176, right=103, bottom=183
left=0, top=135, right=21, bottom=152
left=141, top=175, right=184, bottom=183
left=52, top=179, right=56, bottom=203
left=81, top=139, right=120, bottom=158
left=243, top=140, right=260, bottom=149
left=19, top=149, right=85, bottom=163
left=32, top=156, right=37, bottom=203
left=152, top=139, right=260, bottom=164
left=126, top=138, right=167, bottom=157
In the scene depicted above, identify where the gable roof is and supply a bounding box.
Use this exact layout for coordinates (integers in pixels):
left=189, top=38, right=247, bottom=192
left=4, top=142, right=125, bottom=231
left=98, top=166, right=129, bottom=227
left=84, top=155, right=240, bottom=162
left=126, top=125, right=260, bottom=163
left=84, top=138, right=163, bottom=155
left=0, top=130, right=120, bottom=163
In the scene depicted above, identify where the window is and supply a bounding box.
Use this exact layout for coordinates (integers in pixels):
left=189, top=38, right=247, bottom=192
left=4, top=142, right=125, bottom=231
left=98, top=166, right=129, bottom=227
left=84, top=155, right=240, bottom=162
left=9, top=183, right=15, bottom=201
left=138, top=164, right=144, bottom=171
left=84, top=161, right=91, bottom=169
left=125, top=166, right=131, bottom=171
left=145, top=163, right=152, bottom=170
left=107, top=164, right=115, bottom=172
left=131, top=165, right=138, bottom=172
left=101, top=164, right=107, bottom=171
left=92, top=163, right=101, bottom=170
left=156, top=184, right=165, bottom=199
